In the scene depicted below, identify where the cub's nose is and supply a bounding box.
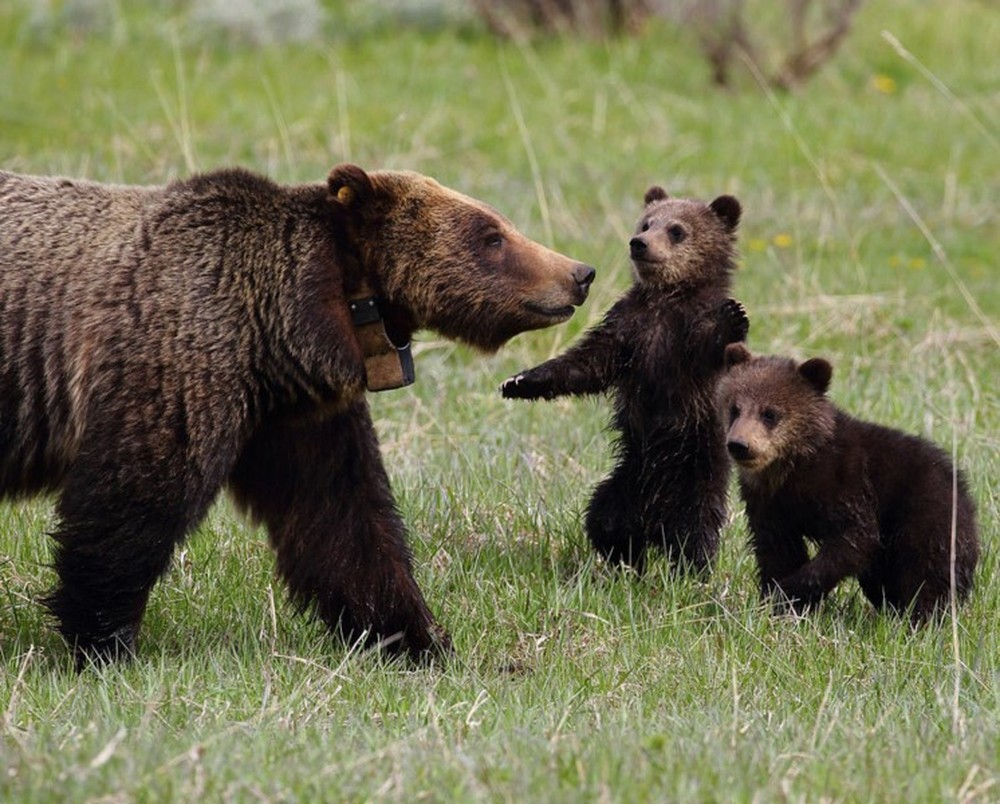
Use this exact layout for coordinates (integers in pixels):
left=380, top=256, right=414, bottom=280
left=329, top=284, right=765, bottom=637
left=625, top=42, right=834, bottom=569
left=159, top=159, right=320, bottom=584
left=727, top=440, right=752, bottom=462
left=629, top=237, right=647, bottom=258
left=573, top=263, right=596, bottom=295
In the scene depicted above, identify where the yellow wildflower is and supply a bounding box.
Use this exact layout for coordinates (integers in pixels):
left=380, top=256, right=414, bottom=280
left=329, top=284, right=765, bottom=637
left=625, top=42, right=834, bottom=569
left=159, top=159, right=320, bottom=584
left=872, top=74, right=898, bottom=95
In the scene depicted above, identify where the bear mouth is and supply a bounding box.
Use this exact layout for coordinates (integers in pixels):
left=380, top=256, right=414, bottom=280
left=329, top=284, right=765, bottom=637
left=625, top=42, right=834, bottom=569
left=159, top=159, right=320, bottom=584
left=732, top=455, right=774, bottom=476
left=630, top=257, right=663, bottom=280
left=523, top=302, right=575, bottom=321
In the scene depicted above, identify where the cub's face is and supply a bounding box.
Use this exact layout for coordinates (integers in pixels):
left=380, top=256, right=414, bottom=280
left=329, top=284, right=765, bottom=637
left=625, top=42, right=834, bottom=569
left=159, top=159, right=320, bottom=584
left=328, top=164, right=595, bottom=352
left=717, top=344, right=835, bottom=477
left=629, top=186, right=741, bottom=287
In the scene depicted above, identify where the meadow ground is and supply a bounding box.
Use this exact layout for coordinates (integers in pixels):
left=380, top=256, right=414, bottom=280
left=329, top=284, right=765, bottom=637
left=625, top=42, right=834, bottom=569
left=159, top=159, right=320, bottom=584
left=1, top=0, right=997, bottom=800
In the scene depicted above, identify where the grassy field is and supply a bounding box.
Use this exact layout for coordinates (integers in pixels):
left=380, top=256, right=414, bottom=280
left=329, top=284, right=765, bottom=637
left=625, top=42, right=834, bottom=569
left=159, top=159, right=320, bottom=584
left=1, top=0, right=997, bottom=800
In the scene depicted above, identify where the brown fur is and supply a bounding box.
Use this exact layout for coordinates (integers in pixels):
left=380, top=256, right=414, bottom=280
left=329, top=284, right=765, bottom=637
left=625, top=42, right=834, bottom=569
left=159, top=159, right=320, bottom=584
left=502, top=187, right=747, bottom=572
left=0, top=164, right=594, bottom=666
left=717, top=344, right=980, bottom=622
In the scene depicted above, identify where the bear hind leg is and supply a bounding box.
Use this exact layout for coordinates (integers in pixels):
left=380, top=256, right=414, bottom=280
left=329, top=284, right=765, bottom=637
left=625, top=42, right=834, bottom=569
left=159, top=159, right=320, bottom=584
left=651, top=498, right=724, bottom=576
left=585, top=468, right=647, bottom=571
left=46, top=498, right=193, bottom=669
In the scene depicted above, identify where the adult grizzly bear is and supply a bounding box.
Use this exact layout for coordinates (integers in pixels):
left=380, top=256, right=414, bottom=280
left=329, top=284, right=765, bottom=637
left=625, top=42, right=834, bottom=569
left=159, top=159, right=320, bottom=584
left=717, top=344, right=979, bottom=622
left=502, top=187, right=747, bottom=573
left=0, top=164, right=595, bottom=666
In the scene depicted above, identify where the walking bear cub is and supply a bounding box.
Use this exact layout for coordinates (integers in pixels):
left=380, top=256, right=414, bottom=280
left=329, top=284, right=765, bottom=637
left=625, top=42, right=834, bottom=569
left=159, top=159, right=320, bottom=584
left=502, top=187, right=748, bottom=573
left=717, top=344, right=979, bottom=622
left=0, top=165, right=595, bottom=666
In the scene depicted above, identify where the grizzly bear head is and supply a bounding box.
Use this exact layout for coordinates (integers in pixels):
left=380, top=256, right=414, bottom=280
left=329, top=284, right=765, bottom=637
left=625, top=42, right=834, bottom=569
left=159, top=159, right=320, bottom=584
left=717, top=343, right=837, bottom=487
left=628, top=186, right=740, bottom=288
left=328, top=164, right=595, bottom=353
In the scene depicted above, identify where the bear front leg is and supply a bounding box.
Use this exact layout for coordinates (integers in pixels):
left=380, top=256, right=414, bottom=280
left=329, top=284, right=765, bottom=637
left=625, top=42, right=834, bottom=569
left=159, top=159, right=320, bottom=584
left=501, top=315, right=626, bottom=401
left=746, top=518, right=811, bottom=607
left=229, top=401, right=449, bottom=662
left=773, top=520, right=878, bottom=614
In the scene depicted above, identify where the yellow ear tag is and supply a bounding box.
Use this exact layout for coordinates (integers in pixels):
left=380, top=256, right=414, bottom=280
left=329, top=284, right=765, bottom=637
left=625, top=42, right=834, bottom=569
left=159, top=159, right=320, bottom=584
left=337, top=185, right=354, bottom=204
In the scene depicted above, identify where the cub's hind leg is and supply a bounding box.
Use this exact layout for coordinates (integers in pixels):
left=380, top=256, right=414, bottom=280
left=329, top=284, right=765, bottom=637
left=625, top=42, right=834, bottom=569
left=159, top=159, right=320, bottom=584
left=585, top=460, right=647, bottom=572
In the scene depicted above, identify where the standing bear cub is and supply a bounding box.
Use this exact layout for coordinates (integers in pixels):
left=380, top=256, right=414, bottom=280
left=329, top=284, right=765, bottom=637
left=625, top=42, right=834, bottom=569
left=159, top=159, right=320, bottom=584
left=0, top=165, right=595, bottom=666
left=502, top=187, right=748, bottom=573
left=717, top=344, right=980, bottom=622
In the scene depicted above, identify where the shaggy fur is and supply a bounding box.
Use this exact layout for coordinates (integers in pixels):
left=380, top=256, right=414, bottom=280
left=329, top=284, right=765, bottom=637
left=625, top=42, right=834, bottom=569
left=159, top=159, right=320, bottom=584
left=0, top=164, right=595, bottom=666
left=502, top=187, right=747, bottom=573
left=717, top=344, right=980, bottom=622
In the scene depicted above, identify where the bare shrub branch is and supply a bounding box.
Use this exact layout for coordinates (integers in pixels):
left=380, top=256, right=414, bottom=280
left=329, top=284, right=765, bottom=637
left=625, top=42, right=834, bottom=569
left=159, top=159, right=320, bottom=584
left=469, top=0, right=652, bottom=39
left=692, top=0, right=865, bottom=89
left=772, top=0, right=864, bottom=89
left=471, top=0, right=862, bottom=89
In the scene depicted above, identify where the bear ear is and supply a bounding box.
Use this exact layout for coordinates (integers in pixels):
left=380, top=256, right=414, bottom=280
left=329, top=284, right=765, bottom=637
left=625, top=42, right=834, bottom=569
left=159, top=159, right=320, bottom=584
left=723, top=342, right=752, bottom=370
left=709, top=195, right=741, bottom=232
left=798, top=357, right=833, bottom=395
left=328, top=163, right=375, bottom=208
left=644, top=186, right=668, bottom=206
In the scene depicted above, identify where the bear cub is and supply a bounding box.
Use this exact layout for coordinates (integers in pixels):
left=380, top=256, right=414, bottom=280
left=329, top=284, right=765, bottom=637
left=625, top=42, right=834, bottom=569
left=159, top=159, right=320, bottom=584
left=717, top=344, right=980, bottom=622
left=502, top=187, right=748, bottom=573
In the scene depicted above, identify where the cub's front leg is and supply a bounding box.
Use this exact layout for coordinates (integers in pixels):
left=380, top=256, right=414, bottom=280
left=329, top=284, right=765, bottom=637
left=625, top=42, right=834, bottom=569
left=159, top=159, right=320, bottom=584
left=744, top=506, right=811, bottom=608
left=775, top=529, right=876, bottom=614
left=501, top=313, right=627, bottom=401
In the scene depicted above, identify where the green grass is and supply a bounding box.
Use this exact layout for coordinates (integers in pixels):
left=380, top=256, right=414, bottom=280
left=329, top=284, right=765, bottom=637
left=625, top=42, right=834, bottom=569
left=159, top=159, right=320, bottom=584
left=1, top=0, right=998, bottom=800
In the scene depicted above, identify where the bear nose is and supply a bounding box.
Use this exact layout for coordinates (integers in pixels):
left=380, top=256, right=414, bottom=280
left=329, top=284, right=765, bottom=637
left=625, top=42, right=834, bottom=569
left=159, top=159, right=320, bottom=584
left=727, top=440, right=752, bottom=462
left=629, top=237, right=647, bottom=257
left=573, top=263, right=596, bottom=293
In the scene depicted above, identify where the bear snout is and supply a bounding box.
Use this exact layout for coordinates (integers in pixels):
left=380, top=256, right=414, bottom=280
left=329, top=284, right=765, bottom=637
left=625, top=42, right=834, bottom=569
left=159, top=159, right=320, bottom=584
left=573, top=263, right=596, bottom=298
left=629, top=237, right=647, bottom=258
left=727, top=439, right=753, bottom=462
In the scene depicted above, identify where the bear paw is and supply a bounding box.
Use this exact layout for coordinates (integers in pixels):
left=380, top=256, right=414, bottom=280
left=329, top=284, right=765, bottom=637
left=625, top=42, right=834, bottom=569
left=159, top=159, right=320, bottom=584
left=500, top=372, right=551, bottom=400
left=766, top=575, right=824, bottom=617
left=715, top=298, right=750, bottom=349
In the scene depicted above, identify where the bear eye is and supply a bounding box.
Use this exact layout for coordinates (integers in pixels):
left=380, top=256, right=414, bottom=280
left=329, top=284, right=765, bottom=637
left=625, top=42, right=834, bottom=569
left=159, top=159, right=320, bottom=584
left=667, top=224, right=686, bottom=244
left=484, top=232, right=503, bottom=249
left=761, top=408, right=780, bottom=428
left=729, top=404, right=740, bottom=423
left=640, top=220, right=650, bottom=232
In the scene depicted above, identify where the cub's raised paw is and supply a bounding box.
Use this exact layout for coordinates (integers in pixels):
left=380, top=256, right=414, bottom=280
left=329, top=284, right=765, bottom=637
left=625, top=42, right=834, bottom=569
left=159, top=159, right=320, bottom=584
left=716, top=298, right=749, bottom=346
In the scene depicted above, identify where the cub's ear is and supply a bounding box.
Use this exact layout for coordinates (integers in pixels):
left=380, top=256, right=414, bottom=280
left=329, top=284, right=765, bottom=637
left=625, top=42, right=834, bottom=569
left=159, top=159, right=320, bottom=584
left=723, top=342, right=752, bottom=370
left=644, top=186, right=668, bottom=206
left=798, top=357, right=832, bottom=395
left=328, top=163, right=375, bottom=208
left=709, top=195, right=741, bottom=232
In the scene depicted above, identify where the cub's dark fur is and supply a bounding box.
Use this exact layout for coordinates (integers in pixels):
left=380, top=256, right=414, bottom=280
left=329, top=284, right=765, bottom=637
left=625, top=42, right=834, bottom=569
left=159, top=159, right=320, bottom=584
left=718, top=344, right=980, bottom=622
left=502, top=187, right=747, bottom=573
left=0, top=165, right=594, bottom=666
